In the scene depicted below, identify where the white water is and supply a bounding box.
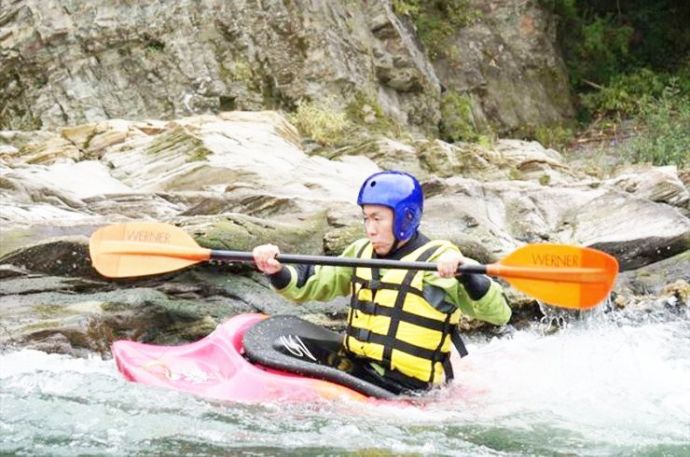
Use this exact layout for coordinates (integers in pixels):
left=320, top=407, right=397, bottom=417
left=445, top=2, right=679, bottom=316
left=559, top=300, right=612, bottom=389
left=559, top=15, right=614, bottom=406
left=1, top=314, right=689, bottom=457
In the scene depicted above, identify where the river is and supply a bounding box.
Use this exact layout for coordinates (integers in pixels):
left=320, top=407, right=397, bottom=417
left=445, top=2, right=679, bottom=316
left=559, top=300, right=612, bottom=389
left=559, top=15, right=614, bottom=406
left=2, top=308, right=688, bottom=457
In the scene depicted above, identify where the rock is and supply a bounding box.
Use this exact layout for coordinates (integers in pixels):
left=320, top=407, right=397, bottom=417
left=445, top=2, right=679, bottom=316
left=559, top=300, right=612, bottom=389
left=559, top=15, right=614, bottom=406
left=0, top=222, right=107, bottom=259
left=1, top=159, right=132, bottom=202
left=559, top=190, right=690, bottom=270
left=1, top=0, right=579, bottom=136
left=0, top=237, right=98, bottom=278
left=60, top=119, right=135, bottom=159
left=606, top=165, right=690, bottom=214
left=617, top=250, right=690, bottom=296
left=0, top=112, right=380, bottom=258
left=1, top=0, right=441, bottom=134
left=183, top=212, right=328, bottom=255
left=0, top=130, right=59, bottom=154
left=1, top=109, right=687, bottom=354
left=0, top=286, right=227, bottom=355
left=416, top=138, right=578, bottom=184
left=0, top=275, right=105, bottom=295
left=421, top=178, right=569, bottom=254
left=0, top=257, right=348, bottom=354
left=493, top=139, right=579, bottom=185
left=420, top=177, right=689, bottom=271
left=660, top=280, right=690, bottom=308
left=433, top=0, right=574, bottom=135
left=2, top=134, right=82, bottom=164
left=323, top=224, right=364, bottom=256
left=417, top=140, right=502, bottom=179
left=326, top=138, right=427, bottom=179
left=0, top=264, right=29, bottom=279
left=83, top=192, right=185, bottom=219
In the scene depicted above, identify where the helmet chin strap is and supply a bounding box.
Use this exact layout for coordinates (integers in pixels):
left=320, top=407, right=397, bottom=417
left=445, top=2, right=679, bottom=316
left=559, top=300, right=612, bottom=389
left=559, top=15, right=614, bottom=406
left=374, top=238, right=400, bottom=258
left=383, top=231, right=415, bottom=257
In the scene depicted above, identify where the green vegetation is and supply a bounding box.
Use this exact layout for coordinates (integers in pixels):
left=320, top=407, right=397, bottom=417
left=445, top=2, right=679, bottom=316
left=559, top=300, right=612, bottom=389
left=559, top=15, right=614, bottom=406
left=539, top=0, right=690, bottom=166
left=626, top=79, right=690, bottom=166
left=392, top=0, right=480, bottom=60
left=580, top=69, right=669, bottom=119
left=187, top=146, right=211, bottom=162
left=145, top=126, right=211, bottom=162
left=286, top=1, right=688, bottom=166
left=533, top=125, right=574, bottom=151
left=439, top=90, right=480, bottom=142
left=289, top=98, right=350, bottom=146
left=539, top=174, right=552, bottom=185
left=142, top=34, right=165, bottom=53
left=345, top=92, right=400, bottom=136
left=288, top=92, right=407, bottom=147
left=229, top=59, right=254, bottom=85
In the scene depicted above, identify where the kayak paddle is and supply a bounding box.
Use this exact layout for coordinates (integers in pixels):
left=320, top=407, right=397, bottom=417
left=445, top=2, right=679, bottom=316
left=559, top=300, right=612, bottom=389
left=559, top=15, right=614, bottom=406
left=89, top=222, right=619, bottom=310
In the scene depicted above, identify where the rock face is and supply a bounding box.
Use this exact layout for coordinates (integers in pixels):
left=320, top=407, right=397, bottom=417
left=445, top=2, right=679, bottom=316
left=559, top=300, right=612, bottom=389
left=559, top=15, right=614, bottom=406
left=3, top=112, right=687, bottom=264
left=0, top=0, right=440, bottom=132
left=432, top=0, right=574, bottom=134
left=0, top=0, right=572, bottom=136
left=1, top=111, right=688, bottom=354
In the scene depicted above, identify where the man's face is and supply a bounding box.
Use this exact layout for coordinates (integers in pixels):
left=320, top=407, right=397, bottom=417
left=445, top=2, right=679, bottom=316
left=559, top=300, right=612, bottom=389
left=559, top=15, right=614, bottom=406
left=362, top=205, right=395, bottom=256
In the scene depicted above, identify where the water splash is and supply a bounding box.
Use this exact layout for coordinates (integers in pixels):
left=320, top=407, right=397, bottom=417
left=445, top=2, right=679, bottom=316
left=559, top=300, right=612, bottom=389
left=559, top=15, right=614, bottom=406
left=537, top=295, right=615, bottom=334
left=2, top=314, right=689, bottom=457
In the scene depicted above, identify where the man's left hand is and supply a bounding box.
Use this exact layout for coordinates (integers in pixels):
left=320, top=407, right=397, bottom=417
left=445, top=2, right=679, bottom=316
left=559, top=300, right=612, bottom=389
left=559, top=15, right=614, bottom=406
left=436, top=251, right=465, bottom=278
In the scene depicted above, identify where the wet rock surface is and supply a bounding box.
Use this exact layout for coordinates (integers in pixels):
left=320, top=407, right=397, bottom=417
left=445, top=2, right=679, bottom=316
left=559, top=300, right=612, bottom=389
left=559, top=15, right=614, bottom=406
left=1, top=112, right=687, bottom=355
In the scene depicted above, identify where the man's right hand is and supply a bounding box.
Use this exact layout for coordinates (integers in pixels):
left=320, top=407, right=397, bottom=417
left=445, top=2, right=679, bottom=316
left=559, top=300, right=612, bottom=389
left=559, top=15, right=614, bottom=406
left=252, top=244, right=283, bottom=274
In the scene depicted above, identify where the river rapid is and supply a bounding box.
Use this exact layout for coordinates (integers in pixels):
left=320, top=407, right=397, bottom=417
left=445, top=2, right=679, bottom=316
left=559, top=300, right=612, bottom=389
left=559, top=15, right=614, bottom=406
left=2, top=308, right=688, bottom=457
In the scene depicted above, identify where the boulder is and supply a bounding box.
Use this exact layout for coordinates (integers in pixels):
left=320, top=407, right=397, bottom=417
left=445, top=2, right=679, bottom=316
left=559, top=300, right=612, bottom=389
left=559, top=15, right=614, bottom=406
left=1, top=110, right=687, bottom=354
left=0, top=0, right=441, bottom=133
left=432, top=0, right=574, bottom=134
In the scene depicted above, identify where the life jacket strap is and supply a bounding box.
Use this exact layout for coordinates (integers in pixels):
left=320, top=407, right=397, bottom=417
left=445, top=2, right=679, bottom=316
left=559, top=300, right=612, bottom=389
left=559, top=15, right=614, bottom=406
left=451, top=327, right=468, bottom=358
left=346, top=242, right=372, bottom=352
left=350, top=300, right=451, bottom=332
left=440, top=326, right=469, bottom=383
left=347, top=240, right=468, bottom=384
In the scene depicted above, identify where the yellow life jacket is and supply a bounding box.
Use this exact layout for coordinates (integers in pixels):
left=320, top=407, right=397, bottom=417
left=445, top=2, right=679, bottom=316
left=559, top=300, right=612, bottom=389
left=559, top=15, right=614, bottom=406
left=344, top=240, right=464, bottom=385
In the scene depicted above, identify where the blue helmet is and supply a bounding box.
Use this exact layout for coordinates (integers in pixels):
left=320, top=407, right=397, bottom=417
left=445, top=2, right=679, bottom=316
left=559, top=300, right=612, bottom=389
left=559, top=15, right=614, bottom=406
left=357, top=171, right=423, bottom=241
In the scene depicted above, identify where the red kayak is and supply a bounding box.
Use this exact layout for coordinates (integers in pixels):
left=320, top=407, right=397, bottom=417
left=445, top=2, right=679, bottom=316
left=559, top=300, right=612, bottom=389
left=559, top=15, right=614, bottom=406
left=112, top=313, right=397, bottom=403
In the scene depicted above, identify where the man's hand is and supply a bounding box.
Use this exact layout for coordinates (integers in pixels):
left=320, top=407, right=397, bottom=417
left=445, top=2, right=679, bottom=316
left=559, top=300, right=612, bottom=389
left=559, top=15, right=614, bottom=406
left=252, top=244, right=283, bottom=274
left=436, top=251, right=465, bottom=278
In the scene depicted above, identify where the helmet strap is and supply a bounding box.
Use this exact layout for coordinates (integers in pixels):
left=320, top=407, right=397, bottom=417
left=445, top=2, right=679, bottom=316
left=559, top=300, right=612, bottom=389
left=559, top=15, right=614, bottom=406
left=390, top=238, right=401, bottom=254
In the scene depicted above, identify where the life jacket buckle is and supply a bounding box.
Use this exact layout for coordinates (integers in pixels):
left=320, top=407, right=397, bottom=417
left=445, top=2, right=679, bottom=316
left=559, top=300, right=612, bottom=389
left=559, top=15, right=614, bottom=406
left=368, top=279, right=381, bottom=290
left=361, top=301, right=378, bottom=315
left=358, top=329, right=372, bottom=342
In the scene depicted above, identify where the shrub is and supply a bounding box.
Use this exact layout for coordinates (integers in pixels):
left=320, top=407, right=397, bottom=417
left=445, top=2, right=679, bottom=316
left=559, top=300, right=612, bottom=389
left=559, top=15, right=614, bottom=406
left=581, top=68, right=668, bottom=118
left=625, top=80, right=690, bottom=167
left=289, top=99, right=350, bottom=146
left=439, top=90, right=481, bottom=142
left=533, top=125, right=574, bottom=151
left=393, top=0, right=480, bottom=60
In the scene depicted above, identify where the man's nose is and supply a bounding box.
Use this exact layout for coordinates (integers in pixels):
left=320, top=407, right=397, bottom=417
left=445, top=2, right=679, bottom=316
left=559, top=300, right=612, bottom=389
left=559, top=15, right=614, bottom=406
left=365, top=222, right=376, bottom=236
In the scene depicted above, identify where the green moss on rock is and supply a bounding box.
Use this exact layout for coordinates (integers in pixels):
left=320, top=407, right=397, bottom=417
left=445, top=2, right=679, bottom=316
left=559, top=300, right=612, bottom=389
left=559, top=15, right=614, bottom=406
left=440, top=90, right=481, bottom=142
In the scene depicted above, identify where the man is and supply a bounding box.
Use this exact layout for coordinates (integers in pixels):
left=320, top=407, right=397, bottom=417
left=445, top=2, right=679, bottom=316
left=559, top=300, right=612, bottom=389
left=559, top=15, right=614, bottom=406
left=253, top=170, right=511, bottom=394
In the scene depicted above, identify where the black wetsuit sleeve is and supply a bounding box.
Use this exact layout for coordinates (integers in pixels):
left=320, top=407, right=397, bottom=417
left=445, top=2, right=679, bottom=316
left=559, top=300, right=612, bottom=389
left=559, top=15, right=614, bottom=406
left=268, top=268, right=292, bottom=289
left=267, top=264, right=316, bottom=289
left=458, top=274, right=491, bottom=300
left=423, top=274, right=492, bottom=312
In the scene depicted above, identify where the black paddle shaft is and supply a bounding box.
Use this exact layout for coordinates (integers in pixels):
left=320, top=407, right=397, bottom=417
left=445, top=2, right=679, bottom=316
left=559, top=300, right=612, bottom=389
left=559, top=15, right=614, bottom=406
left=210, top=250, right=488, bottom=275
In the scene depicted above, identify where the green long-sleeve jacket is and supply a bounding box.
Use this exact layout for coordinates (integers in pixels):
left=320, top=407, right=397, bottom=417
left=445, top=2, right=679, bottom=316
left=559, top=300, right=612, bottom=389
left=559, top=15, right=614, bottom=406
left=267, top=234, right=511, bottom=326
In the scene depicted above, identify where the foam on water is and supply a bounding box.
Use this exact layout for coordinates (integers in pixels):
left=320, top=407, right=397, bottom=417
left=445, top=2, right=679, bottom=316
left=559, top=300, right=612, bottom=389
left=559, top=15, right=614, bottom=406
left=1, top=315, right=689, bottom=457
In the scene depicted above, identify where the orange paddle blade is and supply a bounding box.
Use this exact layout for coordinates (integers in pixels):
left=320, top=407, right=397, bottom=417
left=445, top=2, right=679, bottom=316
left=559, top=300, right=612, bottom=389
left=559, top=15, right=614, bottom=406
left=487, top=243, right=619, bottom=310
left=89, top=222, right=211, bottom=278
